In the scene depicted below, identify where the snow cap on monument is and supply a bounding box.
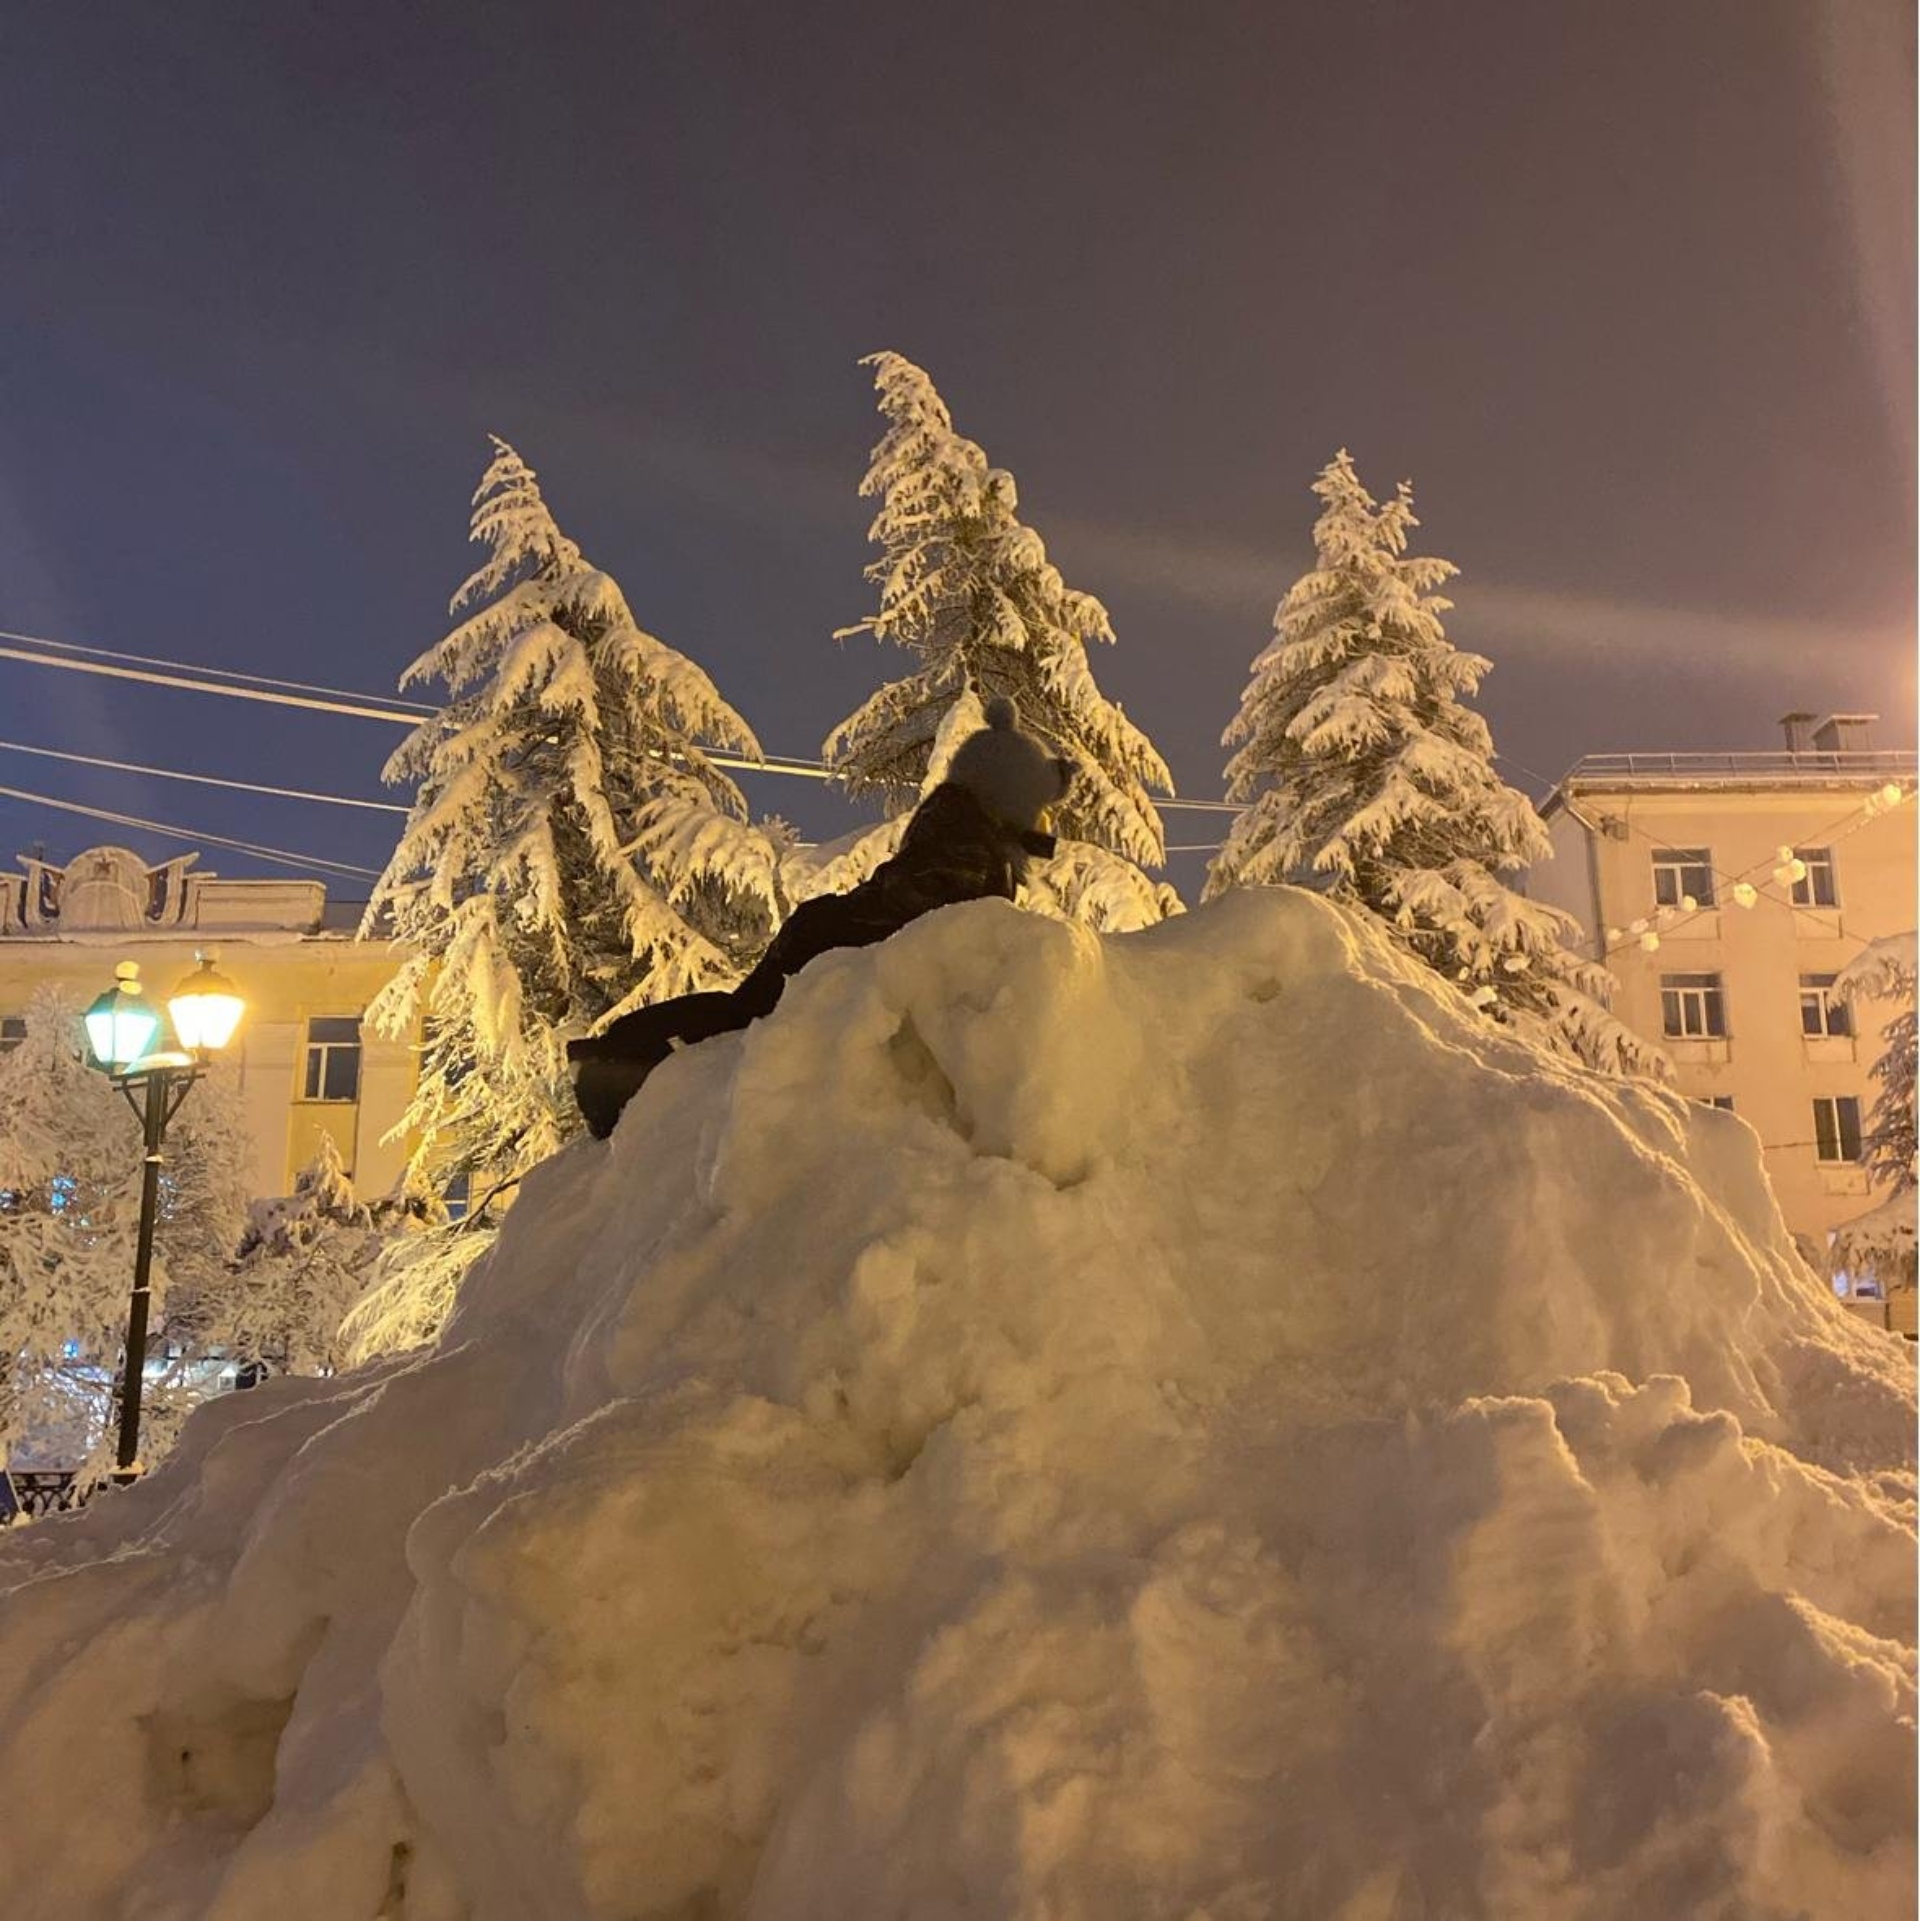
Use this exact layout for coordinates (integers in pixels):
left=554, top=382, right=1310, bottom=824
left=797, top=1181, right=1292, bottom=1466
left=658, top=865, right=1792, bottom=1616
left=945, top=695, right=1075, bottom=830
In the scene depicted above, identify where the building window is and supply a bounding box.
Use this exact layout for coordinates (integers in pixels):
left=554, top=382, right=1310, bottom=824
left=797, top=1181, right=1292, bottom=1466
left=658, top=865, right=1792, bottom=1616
left=0, top=1015, right=24, bottom=1052
left=1790, top=848, right=1837, bottom=908
left=1695, top=1094, right=1735, bottom=1112
left=1812, top=1096, right=1863, bottom=1163
left=1652, top=848, right=1716, bottom=909
left=302, top=1016, right=362, bottom=1102
left=442, top=1172, right=471, bottom=1222
left=1661, top=973, right=1726, bottom=1038
left=1799, top=975, right=1851, bottom=1038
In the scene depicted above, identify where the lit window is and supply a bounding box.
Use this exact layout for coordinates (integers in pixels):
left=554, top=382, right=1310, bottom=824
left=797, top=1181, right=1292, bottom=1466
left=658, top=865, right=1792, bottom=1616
left=0, top=1015, right=24, bottom=1052
left=1652, top=849, right=1716, bottom=909
left=1799, top=975, right=1851, bottom=1039
left=1812, top=1096, right=1863, bottom=1163
left=1661, top=973, right=1726, bottom=1038
left=1791, top=848, right=1837, bottom=908
left=302, top=1016, right=363, bottom=1103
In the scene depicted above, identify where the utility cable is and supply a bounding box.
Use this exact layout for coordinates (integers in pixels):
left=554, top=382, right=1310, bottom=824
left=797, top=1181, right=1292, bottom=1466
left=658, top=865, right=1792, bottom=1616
left=0, top=637, right=830, bottom=780
left=0, top=640, right=423, bottom=727
left=0, top=626, right=440, bottom=713
left=0, top=782, right=382, bottom=880
left=0, top=739, right=410, bottom=814
left=0, top=627, right=1246, bottom=805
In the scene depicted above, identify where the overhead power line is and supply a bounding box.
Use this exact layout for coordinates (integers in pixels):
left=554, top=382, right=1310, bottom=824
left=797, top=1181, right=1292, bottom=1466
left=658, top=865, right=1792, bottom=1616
left=0, top=782, right=383, bottom=880
left=0, top=625, right=439, bottom=713
left=0, top=626, right=1253, bottom=811
left=0, top=633, right=838, bottom=781
left=0, top=739, right=410, bottom=814
left=0, top=635, right=426, bottom=727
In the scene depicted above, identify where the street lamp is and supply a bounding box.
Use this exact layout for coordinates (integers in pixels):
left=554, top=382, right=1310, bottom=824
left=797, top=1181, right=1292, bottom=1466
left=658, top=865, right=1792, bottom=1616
left=82, top=954, right=246, bottom=1479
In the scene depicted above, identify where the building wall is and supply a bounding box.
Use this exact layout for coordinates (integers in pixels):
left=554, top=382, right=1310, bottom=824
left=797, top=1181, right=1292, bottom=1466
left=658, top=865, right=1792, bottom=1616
left=1534, top=783, right=1915, bottom=1257
left=0, top=935, right=417, bottom=1201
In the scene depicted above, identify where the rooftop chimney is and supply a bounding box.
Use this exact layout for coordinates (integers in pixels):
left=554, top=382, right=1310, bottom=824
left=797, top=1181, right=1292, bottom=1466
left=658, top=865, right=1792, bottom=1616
left=1779, top=711, right=1817, bottom=754
left=1812, top=713, right=1878, bottom=754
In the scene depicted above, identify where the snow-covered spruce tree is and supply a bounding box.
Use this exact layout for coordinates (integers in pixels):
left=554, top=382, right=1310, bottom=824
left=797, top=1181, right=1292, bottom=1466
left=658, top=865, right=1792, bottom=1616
left=1836, top=932, right=1918, bottom=1194
left=826, top=352, right=1179, bottom=931
left=1830, top=933, right=1917, bottom=1300
left=0, top=988, right=250, bottom=1473
left=1205, top=451, right=1663, bottom=1076
left=365, top=438, right=779, bottom=1184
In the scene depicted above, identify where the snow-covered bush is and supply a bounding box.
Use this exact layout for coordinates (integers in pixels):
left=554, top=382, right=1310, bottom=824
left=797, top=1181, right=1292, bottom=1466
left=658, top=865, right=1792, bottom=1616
left=827, top=352, right=1179, bottom=930
left=1207, top=450, right=1662, bottom=1076
left=210, top=1137, right=385, bottom=1377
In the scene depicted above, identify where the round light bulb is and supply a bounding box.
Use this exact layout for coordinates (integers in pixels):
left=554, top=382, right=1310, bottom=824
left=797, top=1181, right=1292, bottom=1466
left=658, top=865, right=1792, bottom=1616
left=1640, top=931, right=1661, bottom=952
left=1732, top=882, right=1758, bottom=909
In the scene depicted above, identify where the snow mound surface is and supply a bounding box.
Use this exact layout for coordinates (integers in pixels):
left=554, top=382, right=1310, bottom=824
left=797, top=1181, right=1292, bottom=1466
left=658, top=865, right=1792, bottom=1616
left=2, top=891, right=1913, bottom=1920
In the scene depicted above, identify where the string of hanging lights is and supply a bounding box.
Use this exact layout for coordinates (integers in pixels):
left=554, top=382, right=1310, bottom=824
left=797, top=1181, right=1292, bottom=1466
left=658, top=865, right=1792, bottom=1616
left=1599, top=780, right=1911, bottom=960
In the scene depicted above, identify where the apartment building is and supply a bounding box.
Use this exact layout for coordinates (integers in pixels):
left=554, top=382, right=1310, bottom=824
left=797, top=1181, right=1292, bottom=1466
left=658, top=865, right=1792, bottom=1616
left=0, top=843, right=417, bottom=1201
left=1530, top=714, right=1917, bottom=1326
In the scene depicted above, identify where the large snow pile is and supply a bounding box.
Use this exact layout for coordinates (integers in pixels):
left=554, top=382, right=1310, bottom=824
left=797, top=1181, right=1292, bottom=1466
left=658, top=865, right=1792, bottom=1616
left=1, top=891, right=1913, bottom=1921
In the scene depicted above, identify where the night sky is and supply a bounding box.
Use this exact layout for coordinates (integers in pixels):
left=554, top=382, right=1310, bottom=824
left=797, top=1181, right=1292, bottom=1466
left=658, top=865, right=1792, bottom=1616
left=2, top=0, right=1913, bottom=903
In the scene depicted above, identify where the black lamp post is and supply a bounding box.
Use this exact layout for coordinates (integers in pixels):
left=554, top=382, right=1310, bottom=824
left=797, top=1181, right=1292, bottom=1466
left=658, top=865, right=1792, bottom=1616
left=82, top=956, right=245, bottom=1479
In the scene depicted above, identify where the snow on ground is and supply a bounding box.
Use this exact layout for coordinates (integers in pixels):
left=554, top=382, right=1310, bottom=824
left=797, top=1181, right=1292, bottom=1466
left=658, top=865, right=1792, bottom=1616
left=0, top=889, right=1912, bottom=1921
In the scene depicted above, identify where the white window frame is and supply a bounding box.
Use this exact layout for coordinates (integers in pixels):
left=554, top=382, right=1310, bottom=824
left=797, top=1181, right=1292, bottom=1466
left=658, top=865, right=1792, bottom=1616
left=1812, top=1095, right=1863, bottom=1163
left=1790, top=847, right=1838, bottom=908
left=1652, top=848, right=1716, bottom=909
left=302, top=1016, right=363, bottom=1104
left=1661, top=973, right=1726, bottom=1039
left=1798, top=975, right=1851, bottom=1039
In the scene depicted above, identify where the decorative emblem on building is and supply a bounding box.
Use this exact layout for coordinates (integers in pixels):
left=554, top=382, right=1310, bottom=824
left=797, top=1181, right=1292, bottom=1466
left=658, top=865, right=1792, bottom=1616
left=0, top=847, right=198, bottom=936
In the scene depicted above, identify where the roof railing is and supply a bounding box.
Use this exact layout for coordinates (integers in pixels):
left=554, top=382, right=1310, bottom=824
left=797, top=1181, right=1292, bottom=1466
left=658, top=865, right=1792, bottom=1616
left=1560, top=749, right=1917, bottom=782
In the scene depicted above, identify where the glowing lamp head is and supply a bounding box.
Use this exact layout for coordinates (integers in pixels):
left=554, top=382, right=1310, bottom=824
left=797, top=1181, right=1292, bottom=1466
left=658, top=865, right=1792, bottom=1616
left=167, top=954, right=245, bottom=1055
left=84, top=962, right=162, bottom=1072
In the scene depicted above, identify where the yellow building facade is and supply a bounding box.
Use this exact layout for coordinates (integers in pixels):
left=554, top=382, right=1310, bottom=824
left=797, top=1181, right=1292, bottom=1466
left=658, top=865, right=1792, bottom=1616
left=0, top=845, right=419, bottom=1202
left=1529, top=717, right=1916, bottom=1328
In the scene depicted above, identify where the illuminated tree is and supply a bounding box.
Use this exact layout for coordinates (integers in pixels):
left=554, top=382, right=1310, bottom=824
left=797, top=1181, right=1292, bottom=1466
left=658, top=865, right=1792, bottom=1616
left=826, top=353, right=1178, bottom=930
left=1208, top=451, right=1661, bottom=1076
left=366, top=439, right=778, bottom=1182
